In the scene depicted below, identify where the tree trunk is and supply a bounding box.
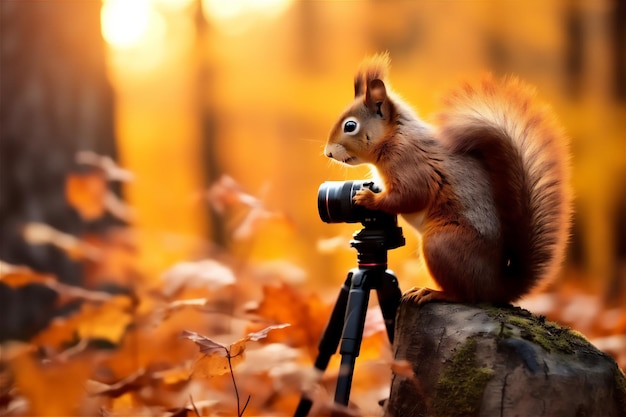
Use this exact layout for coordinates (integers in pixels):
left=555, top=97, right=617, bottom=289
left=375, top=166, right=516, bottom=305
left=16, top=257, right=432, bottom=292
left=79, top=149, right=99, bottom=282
left=385, top=299, right=626, bottom=417
left=0, top=1, right=118, bottom=340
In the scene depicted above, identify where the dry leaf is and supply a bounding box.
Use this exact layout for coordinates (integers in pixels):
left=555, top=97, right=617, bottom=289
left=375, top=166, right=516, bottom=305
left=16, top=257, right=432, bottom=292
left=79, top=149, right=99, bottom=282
left=161, top=259, right=235, bottom=298
left=252, top=260, right=308, bottom=284
left=76, top=295, right=134, bottom=344
left=22, top=222, right=101, bottom=260
left=0, top=341, right=36, bottom=361
left=180, top=330, right=229, bottom=357
left=65, top=170, right=108, bottom=220
left=104, top=190, right=135, bottom=223
left=183, top=324, right=289, bottom=378
left=31, top=315, right=82, bottom=349
left=236, top=343, right=301, bottom=375
left=75, top=150, right=134, bottom=182
left=87, top=369, right=148, bottom=397
left=316, top=236, right=351, bottom=253
left=152, top=365, right=192, bottom=385
left=0, top=261, right=52, bottom=287
left=0, top=261, right=111, bottom=305
left=247, top=282, right=330, bottom=352
left=206, top=175, right=260, bottom=214
left=11, top=351, right=93, bottom=415
left=232, top=204, right=287, bottom=241
left=190, top=339, right=246, bottom=378
left=163, top=298, right=209, bottom=313
left=265, top=358, right=323, bottom=393
left=246, top=323, right=291, bottom=342
left=67, top=151, right=133, bottom=222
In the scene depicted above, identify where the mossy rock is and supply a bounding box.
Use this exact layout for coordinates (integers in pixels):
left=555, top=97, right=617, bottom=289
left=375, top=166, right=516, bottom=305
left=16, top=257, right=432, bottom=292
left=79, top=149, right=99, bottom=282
left=384, top=300, right=626, bottom=417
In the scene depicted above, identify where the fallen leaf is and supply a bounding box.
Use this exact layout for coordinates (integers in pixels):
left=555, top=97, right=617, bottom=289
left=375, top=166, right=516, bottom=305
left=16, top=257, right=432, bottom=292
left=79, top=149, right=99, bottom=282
left=31, top=315, right=82, bottom=349
left=0, top=261, right=52, bottom=287
left=87, top=369, right=148, bottom=398
left=153, top=365, right=192, bottom=385
left=247, top=282, right=331, bottom=352
left=161, top=259, right=235, bottom=298
left=232, top=204, right=287, bottom=241
left=180, top=330, right=228, bottom=357
left=246, top=323, right=291, bottom=342
left=316, top=236, right=351, bottom=253
left=76, top=295, right=134, bottom=344
left=183, top=324, right=289, bottom=379
left=0, top=341, right=36, bottom=361
left=190, top=341, right=245, bottom=378
left=65, top=170, right=108, bottom=220
left=11, top=350, right=93, bottom=415
left=75, top=150, right=134, bottom=182
left=206, top=175, right=261, bottom=214
left=104, top=190, right=135, bottom=223
left=22, top=222, right=101, bottom=260
left=0, top=261, right=111, bottom=306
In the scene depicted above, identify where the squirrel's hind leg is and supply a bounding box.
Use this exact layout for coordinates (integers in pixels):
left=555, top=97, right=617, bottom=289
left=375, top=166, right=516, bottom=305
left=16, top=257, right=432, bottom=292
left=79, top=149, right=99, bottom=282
left=419, top=226, right=504, bottom=303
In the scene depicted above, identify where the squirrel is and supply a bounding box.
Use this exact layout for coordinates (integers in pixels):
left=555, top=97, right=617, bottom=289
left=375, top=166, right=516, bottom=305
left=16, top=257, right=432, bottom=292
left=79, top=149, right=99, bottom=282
left=324, top=53, right=572, bottom=304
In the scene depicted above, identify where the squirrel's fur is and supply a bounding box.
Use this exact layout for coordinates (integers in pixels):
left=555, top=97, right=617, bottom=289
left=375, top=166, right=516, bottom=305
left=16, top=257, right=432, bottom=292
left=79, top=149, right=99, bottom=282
left=325, top=53, right=571, bottom=303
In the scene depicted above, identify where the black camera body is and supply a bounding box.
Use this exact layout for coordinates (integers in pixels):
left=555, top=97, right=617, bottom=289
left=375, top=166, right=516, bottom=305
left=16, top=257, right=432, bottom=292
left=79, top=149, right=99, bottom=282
left=317, top=180, right=405, bottom=252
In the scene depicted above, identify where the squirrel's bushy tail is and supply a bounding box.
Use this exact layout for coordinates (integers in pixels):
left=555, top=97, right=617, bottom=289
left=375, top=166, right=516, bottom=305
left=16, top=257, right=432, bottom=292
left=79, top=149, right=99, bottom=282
left=436, top=75, right=571, bottom=299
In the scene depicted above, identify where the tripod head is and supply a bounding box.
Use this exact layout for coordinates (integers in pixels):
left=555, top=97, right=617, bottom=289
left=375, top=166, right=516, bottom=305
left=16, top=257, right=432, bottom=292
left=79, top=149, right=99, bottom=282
left=317, top=180, right=405, bottom=266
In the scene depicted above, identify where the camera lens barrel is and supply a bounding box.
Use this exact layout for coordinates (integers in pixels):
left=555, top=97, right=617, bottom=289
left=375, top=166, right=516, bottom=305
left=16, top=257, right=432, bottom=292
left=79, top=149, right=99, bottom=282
left=317, top=180, right=378, bottom=223
left=317, top=180, right=406, bottom=251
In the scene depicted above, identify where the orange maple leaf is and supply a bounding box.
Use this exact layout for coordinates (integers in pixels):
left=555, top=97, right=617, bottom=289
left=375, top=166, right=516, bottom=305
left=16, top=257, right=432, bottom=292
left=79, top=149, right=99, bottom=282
left=247, top=282, right=330, bottom=353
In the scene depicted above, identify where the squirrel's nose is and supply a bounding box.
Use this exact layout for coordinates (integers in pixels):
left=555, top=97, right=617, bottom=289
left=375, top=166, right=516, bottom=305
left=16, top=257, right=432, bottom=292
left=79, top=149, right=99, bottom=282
left=326, top=151, right=333, bottom=158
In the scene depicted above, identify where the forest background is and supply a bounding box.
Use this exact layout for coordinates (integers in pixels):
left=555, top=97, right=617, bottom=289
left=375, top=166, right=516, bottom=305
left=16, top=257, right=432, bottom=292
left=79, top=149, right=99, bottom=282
left=1, top=0, right=625, bottom=416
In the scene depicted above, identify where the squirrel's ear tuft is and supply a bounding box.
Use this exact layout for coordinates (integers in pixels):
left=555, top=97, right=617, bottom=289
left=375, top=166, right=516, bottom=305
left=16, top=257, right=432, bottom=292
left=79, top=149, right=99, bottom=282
left=354, top=52, right=390, bottom=98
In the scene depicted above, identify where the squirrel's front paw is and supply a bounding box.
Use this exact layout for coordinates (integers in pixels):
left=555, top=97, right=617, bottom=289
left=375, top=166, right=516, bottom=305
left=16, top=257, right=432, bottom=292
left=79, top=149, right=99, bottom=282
left=353, top=188, right=378, bottom=209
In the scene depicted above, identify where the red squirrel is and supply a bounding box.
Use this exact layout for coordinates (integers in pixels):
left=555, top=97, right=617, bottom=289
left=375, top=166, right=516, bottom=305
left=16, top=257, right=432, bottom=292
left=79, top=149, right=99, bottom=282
left=324, top=53, right=571, bottom=304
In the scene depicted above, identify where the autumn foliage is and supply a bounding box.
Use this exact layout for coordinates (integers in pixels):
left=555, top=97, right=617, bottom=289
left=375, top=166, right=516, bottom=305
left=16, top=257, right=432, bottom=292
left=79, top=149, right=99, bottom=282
left=2, top=154, right=625, bottom=416
left=0, top=157, right=397, bottom=417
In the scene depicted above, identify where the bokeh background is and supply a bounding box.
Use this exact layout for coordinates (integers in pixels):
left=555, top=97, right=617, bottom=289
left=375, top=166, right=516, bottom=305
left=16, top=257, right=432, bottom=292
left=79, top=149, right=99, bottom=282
left=1, top=0, right=625, bottom=414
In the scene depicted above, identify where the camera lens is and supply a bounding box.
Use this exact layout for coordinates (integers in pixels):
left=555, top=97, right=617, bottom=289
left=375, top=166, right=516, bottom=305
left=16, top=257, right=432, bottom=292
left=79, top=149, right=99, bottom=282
left=317, top=180, right=405, bottom=250
left=318, top=180, right=377, bottom=223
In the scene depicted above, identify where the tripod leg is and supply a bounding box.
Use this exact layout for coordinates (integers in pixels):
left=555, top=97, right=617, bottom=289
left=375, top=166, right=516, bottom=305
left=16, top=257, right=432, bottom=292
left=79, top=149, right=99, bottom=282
left=293, top=272, right=354, bottom=417
left=376, top=271, right=402, bottom=343
left=334, top=269, right=372, bottom=407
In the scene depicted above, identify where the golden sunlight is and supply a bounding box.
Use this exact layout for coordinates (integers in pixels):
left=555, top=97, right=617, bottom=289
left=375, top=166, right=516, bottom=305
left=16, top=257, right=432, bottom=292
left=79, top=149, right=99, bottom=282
left=202, top=0, right=292, bottom=32
left=101, top=0, right=165, bottom=49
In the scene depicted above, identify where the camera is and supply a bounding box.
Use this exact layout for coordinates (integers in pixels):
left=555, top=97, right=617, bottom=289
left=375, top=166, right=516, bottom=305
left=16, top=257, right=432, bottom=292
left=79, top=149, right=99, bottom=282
left=317, top=180, right=394, bottom=226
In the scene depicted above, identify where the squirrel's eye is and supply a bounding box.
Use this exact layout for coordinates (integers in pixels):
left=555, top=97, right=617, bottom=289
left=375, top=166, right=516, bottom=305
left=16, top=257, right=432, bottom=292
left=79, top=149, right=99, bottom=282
left=343, top=118, right=360, bottom=135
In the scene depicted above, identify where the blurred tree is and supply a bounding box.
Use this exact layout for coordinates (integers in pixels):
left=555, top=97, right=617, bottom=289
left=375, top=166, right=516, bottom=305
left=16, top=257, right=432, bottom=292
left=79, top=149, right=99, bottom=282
left=0, top=1, right=118, bottom=340
left=563, top=0, right=626, bottom=306
left=565, top=0, right=585, bottom=98
left=193, top=0, right=225, bottom=247
left=605, top=0, right=626, bottom=307
left=611, top=0, right=626, bottom=101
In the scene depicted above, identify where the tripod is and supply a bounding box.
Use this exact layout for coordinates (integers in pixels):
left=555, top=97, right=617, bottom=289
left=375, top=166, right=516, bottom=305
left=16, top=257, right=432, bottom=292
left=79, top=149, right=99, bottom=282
left=294, top=218, right=405, bottom=417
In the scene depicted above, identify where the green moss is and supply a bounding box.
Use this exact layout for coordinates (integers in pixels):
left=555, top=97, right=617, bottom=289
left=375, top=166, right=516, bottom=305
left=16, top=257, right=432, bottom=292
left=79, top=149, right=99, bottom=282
left=433, top=337, right=494, bottom=417
left=483, top=304, right=589, bottom=354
